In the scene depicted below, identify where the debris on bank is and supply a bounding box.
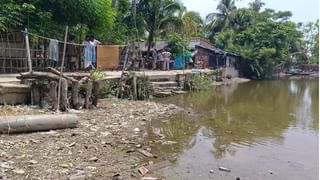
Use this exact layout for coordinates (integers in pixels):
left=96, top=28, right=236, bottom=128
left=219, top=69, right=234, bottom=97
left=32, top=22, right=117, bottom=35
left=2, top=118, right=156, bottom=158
left=0, top=99, right=183, bottom=179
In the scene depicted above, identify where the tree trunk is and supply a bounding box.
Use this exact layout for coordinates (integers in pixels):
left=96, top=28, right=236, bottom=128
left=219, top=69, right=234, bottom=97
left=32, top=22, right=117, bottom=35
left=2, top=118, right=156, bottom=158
left=0, top=114, right=79, bottom=134
left=146, top=29, right=155, bottom=58
left=111, top=0, right=117, bottom=8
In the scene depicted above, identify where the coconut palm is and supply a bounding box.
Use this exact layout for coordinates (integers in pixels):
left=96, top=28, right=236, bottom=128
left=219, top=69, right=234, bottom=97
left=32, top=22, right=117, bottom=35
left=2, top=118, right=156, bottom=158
left=181, top=11, right=203, bottom=37
left=162, top=3, right=203, bottom=38
left=206, top=0, right=236, bottom=39
left=229, top=8, right=253, bottom=33
left=137, top=0, right=182, bottom=55
left=249, top=0, right=265, bottom=12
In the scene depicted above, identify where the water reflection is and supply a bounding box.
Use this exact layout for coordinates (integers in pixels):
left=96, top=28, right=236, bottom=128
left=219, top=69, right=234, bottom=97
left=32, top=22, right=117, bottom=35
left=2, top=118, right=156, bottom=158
left=148, top=78, right=319, bottom=179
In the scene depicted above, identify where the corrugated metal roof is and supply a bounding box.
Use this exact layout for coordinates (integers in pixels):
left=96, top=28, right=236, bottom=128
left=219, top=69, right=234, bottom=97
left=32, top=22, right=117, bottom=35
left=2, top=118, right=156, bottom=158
left=134, top=38, right=239, bottom=56
left=135, top=38, right=212, bottom=51
left=195, top=44, right=240, bottom=57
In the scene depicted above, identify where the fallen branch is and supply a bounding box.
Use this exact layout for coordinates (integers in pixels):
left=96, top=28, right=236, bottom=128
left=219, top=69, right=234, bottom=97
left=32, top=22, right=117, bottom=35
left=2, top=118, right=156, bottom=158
left=18, top=72, right=61, bottom=81
left=47, top=67, right=78, bottom=82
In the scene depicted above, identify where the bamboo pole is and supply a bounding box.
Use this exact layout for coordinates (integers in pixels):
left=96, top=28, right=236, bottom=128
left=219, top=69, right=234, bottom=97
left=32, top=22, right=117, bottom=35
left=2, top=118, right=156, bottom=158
left=57, top=26, right=69, bottom=112
left=24, top=28, right=32, bottom=72
left=116, top=46, right=130, bottom=98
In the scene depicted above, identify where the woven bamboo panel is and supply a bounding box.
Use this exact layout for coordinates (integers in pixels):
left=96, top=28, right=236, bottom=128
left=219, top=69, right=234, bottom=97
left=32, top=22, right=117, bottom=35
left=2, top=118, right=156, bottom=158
left=97, top=45, right=119, bottom=70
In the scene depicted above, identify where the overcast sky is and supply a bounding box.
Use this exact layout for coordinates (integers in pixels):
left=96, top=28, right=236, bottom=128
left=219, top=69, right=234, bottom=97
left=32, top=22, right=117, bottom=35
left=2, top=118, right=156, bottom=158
left=181, top=0, right=319, bottom=23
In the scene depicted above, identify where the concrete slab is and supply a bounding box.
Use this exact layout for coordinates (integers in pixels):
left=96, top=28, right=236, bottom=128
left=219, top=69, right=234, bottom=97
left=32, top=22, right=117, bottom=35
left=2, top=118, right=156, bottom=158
left=0, top=83, right=31, bottom=104
left=151, top=81, right=178, bottom=87
left=0, top=74, right=20, bottom=83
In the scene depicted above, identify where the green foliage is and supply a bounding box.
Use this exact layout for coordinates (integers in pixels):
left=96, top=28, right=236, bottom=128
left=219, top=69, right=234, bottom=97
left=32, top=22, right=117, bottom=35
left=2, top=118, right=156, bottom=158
left=90, top=69, right=106, bottom=81
left=37, top=78, right=49, bottom=85
left=249, top=0, right=265, bottom=12
left=0, top=0, right=115, bottom=42
left=106, top=0, right=131, bottom=44
left=100, top=81, right=117, bottom=98
left=0, top=0, right=24, bottom=31
left=206, top=0, right=236, bottom=39
left=1, top=0, right=314, bottom=79
left=213, top=2, right=303, bottom=79
left=299, top=20, right=319, bottom=63
left=137, top=0, right=182, bottom=53
left=169, top=7, right=206, bottom=38
left=167, top=33, right=188, bottom=55
left=1, top=101, right=11, bottom=114
left=185, top=74, right=213, bottom=91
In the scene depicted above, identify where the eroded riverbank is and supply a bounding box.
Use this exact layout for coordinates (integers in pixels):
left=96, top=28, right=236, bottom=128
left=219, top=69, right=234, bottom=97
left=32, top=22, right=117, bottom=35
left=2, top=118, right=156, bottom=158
left=1, top=77, right=318, bottom=180
left=0, top=99, right=185, bottom=179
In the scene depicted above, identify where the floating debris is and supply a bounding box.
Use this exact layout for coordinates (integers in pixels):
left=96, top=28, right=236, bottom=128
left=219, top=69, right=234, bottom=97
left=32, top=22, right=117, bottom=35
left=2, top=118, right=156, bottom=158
left=219, top=166, right=231, bottom=172
left=137, top=149, right=154, bottom=158
left=138, top=166, right=149, bottom=176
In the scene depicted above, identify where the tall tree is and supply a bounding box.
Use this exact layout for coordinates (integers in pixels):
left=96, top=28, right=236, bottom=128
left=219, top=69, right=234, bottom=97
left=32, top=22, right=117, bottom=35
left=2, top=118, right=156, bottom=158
left=311, top=20, right=319, bottom=63
left=106, top=0, right=131, bottom=44
left=181, top=11, right=204, bottom=38
left=215, top=7, right=303, bottom=79
left=249, top=0, right=265, bottom=12
left=0, top=0, right=32, bottom=31
left=165, top=5, right=204, bottom=39
left=206, top=0, right=236, bottom=40
left=0, top=0, right=115, bottom=42
left=137, top=0, right=182, bottom=55
left=300, top=20, right=319, bottom=63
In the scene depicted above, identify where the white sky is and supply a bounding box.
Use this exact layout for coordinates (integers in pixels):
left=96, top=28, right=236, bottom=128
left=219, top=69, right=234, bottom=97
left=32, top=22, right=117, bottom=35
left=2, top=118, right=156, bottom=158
left=181, top=0, right=319, bottom=23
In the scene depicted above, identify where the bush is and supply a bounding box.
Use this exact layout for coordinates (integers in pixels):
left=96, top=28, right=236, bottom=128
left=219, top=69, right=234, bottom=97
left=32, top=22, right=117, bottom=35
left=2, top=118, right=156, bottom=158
left=185, top=73, right=213, bottom=91
left=90, top=69, right=106, bottom=81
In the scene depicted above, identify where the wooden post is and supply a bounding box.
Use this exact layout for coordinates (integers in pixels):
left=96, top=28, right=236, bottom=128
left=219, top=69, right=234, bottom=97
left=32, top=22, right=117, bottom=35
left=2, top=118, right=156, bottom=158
left=57, top=26, right=69, bottom=112
left=71, top=81, right=79, bottom=109
left=60, top=78, right=69, bottom=111
left=183, top=46, right=185, bottom=70
left=133, top=75, right=137, bottom=100
left=24, top=28, right=32, bottom=72
left=31, top=83, right=40, bottom=105
left=92, top=81, right=100, bottom=106
left=117, top=46, right=130, bottom=98
left=48, top=81, right=58, bottom=111
left=85, top=81, right=93, bottom=109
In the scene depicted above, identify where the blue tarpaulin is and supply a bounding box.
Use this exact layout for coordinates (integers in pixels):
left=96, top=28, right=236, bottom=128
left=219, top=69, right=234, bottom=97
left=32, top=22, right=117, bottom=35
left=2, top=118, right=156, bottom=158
left=174, top=55, right=184, bottom=69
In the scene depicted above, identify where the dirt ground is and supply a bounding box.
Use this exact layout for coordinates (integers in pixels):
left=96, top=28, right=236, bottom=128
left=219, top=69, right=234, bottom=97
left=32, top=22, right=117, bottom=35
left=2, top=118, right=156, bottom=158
left=0, top=99, right=183, bottom=180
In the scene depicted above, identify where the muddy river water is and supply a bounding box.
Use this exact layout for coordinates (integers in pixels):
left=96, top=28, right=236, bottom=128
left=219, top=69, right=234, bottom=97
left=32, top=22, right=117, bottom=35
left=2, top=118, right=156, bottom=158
left=147, top=77, right=319, bottom=180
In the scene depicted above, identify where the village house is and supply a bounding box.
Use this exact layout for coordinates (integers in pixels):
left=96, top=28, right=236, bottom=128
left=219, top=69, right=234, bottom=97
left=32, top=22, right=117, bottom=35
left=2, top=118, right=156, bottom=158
left=136, top=37, right=240, bottom=77
left=0, top=30, right=239, bottom=76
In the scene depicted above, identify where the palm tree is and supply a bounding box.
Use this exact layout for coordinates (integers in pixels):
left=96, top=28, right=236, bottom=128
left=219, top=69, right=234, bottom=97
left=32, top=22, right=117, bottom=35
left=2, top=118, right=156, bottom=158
left=164, top=4, right=204, bottom=39
left=229, top=8, right=253, bottom=33
left=206, top=0, right=236, bottom=40
left=137, top=0, right=182, bottom=55
left=249, top=0, right=265, bottom=12
left=181, top=11, right=204, bottom=38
